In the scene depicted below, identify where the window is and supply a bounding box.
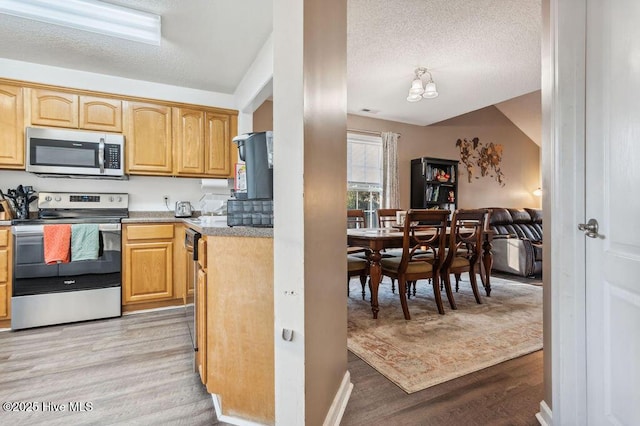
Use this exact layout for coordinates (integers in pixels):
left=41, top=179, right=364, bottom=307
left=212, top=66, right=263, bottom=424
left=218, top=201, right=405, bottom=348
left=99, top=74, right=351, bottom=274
left=347, top=133, right=382, bottom=227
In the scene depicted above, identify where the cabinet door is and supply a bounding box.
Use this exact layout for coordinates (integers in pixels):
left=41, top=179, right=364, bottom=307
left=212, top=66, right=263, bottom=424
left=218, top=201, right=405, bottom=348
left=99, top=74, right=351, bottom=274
left=0, top=228, right=10, bottom=319
left=124, top=101, right=173, bottom=174
left=197, top=267, right=207, bottom=385
left=79, top=96, right=122, bottom=132
left=123, top=241, right=174, bottom=304
left=204, top=113, right=232, bottom=177
left=29, top=89, right=79, bottom=128
left=0, top=85, right=24, bottom=169
left=174, top=108, right=205, bottom=175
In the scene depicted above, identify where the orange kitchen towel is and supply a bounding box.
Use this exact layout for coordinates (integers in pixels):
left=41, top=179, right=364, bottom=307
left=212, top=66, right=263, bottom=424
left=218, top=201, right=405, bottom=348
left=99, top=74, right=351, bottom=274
left=43, top=224, right=71, bottom=265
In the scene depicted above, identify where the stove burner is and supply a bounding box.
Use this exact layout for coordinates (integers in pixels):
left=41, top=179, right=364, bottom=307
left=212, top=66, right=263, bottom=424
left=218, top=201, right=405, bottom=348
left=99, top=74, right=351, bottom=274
left=11, top=191, right=129, bottom=225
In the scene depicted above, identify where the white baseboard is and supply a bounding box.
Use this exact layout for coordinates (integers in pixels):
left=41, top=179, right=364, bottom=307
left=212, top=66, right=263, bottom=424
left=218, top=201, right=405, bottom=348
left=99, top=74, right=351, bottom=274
left=210, top=394, right=267, bottom=426
left=536, top=400, right=552, bottom=426
left=323, top=371, right=354, bottom=426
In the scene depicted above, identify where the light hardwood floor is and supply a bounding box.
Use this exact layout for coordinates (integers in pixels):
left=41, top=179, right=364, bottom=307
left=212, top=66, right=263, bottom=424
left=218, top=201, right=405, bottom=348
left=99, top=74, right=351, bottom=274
left=0, top=308, right=227, bottom=425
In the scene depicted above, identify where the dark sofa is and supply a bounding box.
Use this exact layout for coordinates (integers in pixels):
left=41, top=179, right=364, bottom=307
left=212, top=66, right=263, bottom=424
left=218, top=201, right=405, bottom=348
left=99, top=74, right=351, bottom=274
left=488, top=207, right=542, bottom=277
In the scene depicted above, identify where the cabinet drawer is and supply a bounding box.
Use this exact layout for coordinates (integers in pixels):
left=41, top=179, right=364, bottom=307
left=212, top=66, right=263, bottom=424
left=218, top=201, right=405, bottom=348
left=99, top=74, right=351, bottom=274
left=0, top=229, right=8, bottom=247
left=126, top=224, right=174, bottom=240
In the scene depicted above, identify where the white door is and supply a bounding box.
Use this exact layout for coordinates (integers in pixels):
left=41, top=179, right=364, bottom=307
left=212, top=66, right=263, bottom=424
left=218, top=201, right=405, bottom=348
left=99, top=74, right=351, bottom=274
left=585, top=0, right=640, bottom=424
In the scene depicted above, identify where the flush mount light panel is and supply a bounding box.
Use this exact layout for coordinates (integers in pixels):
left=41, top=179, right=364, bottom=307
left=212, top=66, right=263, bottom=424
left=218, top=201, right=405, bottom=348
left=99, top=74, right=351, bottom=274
left=0, top=0, right=161, bottom=46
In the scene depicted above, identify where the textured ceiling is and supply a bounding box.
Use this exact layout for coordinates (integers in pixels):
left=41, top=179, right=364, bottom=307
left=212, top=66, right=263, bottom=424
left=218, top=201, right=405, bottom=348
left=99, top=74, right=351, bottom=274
left=347, top=0, right=542, bottom=126
left=0, top=0, right=273, bottom=94
left=0, top=0, right=541, bottom=129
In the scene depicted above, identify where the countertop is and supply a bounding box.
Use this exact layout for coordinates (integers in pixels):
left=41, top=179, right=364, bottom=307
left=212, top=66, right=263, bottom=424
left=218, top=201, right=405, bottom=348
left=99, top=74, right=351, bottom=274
left=1, top=212, right=273, bottom=238
left=124, top=212, right=273, bottom=238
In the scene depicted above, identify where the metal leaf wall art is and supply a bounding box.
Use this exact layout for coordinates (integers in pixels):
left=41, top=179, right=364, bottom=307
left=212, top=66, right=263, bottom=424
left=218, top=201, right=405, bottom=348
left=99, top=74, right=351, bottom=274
left=455, top=137, right=505, bottom=186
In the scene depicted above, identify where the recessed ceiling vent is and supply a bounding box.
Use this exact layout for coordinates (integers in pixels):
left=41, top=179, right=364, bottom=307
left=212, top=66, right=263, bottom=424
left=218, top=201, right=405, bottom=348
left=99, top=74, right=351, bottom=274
left=360, top=108, right=379, bottom=114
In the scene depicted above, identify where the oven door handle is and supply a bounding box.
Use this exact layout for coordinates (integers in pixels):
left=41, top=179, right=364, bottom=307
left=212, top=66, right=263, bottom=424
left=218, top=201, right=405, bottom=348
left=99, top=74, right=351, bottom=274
left=99, top=138, right=105, bottom=174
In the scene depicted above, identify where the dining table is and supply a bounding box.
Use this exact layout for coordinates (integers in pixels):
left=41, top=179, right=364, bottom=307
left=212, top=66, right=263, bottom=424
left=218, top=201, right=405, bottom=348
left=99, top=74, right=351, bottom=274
left=347, top=226, right=494, bottom=319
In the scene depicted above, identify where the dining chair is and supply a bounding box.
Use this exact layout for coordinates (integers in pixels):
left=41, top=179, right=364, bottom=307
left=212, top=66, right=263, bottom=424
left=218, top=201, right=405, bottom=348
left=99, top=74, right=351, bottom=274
left=377, top=208, right=401, bottom=228
left=347, top=209, right=367, bottom=228
left=441, top=209, right=491, bottom=306
left=379, top=209, right=450, bottom=320
left=347, top=254, right=369, bottom=300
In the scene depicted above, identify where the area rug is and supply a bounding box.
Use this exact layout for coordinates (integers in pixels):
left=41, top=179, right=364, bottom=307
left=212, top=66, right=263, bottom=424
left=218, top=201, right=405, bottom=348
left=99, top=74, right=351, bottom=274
left=347, top=276, right=543, bottom=393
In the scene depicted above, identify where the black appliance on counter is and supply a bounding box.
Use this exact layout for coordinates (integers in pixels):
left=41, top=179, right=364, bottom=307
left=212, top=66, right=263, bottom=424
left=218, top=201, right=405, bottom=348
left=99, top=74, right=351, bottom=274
left=11, top=191, right=128, bottom=330
left=1, top=185, right=37, bottom=219
left=228, top=131, right=274, bottom=227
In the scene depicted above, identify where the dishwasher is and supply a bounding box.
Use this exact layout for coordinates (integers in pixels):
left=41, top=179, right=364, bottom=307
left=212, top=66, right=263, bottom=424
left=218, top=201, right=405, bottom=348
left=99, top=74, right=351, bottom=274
left=184, top=227, right=201, bottom=366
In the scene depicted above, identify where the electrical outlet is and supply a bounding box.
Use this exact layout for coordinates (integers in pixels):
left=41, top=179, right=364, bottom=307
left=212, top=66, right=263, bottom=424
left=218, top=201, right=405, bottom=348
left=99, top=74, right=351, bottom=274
left=163, top=195, right=169, bottom=204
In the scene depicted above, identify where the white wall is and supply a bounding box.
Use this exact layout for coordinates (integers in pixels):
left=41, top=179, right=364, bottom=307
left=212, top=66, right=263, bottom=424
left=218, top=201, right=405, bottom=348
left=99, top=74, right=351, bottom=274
left=0, top=58, right=237, bottom=212
left=0, top=170, right=232, bottom=212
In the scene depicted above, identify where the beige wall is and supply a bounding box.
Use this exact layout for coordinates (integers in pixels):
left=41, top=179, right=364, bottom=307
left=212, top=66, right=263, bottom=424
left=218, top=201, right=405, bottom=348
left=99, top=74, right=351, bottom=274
left=349, top=107, right=541, bottom=210
left=273, top=0, right=348, bottom=423
left=253, top=99, right=273, bottom=132
left=256, top=100, right=541, bottom=210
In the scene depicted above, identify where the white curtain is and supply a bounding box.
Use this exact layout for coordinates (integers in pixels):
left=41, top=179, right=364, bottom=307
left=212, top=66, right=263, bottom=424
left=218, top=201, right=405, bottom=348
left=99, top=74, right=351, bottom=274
left=381, top=131, right=400, bottom=208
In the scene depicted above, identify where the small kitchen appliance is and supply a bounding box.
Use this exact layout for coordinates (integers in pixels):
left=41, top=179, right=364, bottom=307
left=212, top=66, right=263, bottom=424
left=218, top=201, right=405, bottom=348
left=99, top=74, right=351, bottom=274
left=228, top=131, right=274, bottom=227
left=175, top=201, right=192, bottom=218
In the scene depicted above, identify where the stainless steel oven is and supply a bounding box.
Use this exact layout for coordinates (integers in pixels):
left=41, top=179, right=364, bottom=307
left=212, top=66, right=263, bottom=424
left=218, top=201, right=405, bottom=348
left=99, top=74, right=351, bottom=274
left=11, top=191, right=128, bottom=330
left=184, top=227, right=201, bottom=362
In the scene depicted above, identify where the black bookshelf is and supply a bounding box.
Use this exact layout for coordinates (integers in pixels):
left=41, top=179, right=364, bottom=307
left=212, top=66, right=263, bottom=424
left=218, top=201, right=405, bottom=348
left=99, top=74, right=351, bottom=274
left=410, top=157, right=459, bottom=214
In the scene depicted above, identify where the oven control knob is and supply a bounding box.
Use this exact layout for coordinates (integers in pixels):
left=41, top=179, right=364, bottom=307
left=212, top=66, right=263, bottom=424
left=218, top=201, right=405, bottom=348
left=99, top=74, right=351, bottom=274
left=55, top=196, right=62, bottom=202
left=117, top=196, right=123, bottom=202
left=45, top=195, right=52, bottom=202
left=109, top=196, right=114, bottom=202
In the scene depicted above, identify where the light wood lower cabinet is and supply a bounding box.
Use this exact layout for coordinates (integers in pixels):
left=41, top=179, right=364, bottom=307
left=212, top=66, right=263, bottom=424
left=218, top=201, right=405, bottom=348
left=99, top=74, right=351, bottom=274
left=0, top=227, right=11, bottom=320
left=205, top=235, right=274, bottom=425
left=122, top=224, right=174, bottom=304
left=197, top=267, right=207, bottom=384
left=195, top=235, right=207, bottom=384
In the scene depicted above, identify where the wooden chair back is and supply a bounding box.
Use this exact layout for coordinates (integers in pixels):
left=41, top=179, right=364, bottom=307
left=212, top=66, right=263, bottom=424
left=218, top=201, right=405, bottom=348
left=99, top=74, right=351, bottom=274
left=377, top=208, right=400, bottom=228
left=398, top=209, right=449, bottom=273
left=443, top=209, right=491, bottom=268
left=347, top=209, right=367, bottom=228
left=440, top=209, right=491, bottom=305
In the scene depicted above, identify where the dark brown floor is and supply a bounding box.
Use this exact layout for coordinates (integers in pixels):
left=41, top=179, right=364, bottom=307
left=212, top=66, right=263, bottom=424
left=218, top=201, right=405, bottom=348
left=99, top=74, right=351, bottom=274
left=343, top=350, right=543, bottom=426
left=343, top=272, right=544, bottom=426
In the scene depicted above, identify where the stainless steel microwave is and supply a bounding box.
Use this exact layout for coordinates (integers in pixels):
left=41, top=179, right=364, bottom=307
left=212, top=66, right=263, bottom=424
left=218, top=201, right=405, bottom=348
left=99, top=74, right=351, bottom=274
left=26, top=127, right=125, bottom=178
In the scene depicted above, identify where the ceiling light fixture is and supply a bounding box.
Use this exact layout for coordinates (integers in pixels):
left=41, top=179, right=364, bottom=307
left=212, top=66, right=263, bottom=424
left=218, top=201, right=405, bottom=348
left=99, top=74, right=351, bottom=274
left=0, top=0, right=161, bottom=46
left=407, top=67, right=439, bottom=102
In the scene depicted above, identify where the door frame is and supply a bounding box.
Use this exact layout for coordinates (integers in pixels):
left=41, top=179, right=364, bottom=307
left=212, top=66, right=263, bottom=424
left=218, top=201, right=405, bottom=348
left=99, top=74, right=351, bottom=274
left=542, top=0, right=588, bottom=424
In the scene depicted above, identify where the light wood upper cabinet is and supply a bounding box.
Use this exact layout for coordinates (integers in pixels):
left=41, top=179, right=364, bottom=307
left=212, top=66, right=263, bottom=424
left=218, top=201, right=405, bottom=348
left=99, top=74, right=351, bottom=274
left=122, top=224, right=174, bottom=304
left=174, top=108, right=205, bottom=175
left=124, top=101, right=173, bottom=174
left=79, top=96, right=122, bottom=132
left=0, top=77, right=238, bottom=176
left=204, top=113, right=232, bottom=177
left=0, top=227, right=11, bottom=320
left=0, top=84, right=24, bottom=169
left=29, top=89, right=79, bottom=128
left=29, top=88, right=122, bottom=132
left=174, top=108, right=234, bottom=177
